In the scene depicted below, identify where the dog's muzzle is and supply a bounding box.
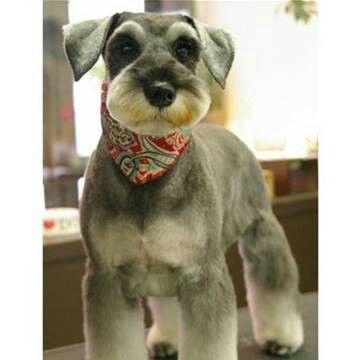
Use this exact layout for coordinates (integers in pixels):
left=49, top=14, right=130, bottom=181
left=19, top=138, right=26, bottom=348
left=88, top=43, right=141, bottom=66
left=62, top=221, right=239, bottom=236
left=143, top=81, right=176, bottom=108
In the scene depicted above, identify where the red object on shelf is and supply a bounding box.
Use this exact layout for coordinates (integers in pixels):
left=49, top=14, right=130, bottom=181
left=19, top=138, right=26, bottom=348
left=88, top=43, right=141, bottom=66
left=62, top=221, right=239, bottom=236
left=44, top=219, right=55, bottom=230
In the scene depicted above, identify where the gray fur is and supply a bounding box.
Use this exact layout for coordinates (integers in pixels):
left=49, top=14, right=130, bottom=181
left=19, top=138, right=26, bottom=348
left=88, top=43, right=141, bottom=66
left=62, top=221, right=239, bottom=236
left=63, top=14, right=120, bottom=81
left=63, top=12, right=303, bottom=360
left=82, top=261, right=148, bottom=359
left=63, top=12, right=234, bottom=87
left=189, top=17, right=235, bottom=88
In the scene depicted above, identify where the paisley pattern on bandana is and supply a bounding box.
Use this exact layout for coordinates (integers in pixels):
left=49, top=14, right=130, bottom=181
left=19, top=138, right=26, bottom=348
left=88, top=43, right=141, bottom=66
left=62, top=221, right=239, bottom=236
left=100, top=82, right=192, bottom=186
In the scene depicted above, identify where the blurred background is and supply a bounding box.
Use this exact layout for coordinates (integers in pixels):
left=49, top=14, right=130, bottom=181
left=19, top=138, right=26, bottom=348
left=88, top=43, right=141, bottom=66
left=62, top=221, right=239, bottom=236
left=43, top=0, right=318, bottom=351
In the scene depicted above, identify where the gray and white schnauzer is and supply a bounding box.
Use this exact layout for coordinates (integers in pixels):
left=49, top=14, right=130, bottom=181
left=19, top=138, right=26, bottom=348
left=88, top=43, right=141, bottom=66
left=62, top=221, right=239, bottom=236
left=63, top=12, right=304, bottom=360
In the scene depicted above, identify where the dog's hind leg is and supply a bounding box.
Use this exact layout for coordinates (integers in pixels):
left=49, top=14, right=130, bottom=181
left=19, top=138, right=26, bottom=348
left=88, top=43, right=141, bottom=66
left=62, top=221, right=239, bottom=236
left=238, top=209, right=304, bottom=356
left=82, top=263, right=148, bottom=360
left=146, top=297, right=178, bottom=358
left=177, top=258, right=238, bottom=360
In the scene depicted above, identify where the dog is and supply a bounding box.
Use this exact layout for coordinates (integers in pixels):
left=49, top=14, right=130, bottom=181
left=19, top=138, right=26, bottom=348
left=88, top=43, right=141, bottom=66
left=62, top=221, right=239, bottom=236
left=63, top=11, right=304, bottom=360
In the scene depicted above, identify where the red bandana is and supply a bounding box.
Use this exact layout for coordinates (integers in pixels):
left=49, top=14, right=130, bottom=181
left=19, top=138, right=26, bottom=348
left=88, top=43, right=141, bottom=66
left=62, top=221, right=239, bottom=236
left=100, top=82, right=191, bottom=186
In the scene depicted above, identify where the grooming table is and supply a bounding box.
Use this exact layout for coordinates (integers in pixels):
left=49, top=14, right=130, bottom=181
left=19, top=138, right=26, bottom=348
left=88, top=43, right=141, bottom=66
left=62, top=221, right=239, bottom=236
left=44, top=292, right=317, bottom=360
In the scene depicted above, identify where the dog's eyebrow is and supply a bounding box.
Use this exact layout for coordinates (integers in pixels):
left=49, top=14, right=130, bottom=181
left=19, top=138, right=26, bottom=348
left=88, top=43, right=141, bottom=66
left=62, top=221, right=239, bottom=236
left=166, top=22, right=199, bottom=43
left=108, top=21, right=146, bottom=44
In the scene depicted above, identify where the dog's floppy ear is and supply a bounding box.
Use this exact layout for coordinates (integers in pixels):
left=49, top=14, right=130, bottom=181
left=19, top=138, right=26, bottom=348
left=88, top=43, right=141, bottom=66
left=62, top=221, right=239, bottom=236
left=63, top=14, right=120, bottom=81
left=185, top=16, right=234, bottom=89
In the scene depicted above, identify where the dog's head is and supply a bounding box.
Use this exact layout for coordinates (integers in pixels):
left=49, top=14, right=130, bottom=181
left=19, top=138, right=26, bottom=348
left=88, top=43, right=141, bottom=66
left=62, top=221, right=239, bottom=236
left=63, top=12, right=234, bottom=135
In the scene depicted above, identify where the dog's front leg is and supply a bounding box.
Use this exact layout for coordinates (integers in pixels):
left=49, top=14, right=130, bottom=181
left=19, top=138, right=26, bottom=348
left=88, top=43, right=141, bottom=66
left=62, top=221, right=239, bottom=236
left=178, top=261, right=238, bottom=360
left=82, top=265, right=147, bottom=360
left=147, top=296, right=178, bottom=357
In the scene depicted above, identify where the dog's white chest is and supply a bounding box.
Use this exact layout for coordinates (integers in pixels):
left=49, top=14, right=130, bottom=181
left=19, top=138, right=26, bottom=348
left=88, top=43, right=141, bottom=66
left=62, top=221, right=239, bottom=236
left=89, top=215, right=205, bottom=296
left=90, top=214, right=205, bottom=270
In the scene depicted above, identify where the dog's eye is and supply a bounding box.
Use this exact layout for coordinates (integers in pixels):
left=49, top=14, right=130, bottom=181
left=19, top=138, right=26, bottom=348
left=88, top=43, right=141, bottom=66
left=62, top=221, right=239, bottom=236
left=106, top=36, right=141, bottom=79
left=119, top=40, right=138, bottom=55
left=176, top=45, right=190, bottom=59
left=174, top=37, right=198, bottom=62
left=122, top=44, right=133, bottom=53
left=108, top=35, right=141, bottom=61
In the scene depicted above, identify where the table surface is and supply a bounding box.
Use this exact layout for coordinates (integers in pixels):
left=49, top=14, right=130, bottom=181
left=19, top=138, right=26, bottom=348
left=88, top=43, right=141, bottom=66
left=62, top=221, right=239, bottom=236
left=44, top=292, right=317, bottom=360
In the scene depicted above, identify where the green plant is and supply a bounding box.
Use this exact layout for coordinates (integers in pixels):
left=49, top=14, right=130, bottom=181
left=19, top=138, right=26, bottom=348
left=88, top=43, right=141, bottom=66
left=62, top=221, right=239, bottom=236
left=283, top=0, right=317, bottom=23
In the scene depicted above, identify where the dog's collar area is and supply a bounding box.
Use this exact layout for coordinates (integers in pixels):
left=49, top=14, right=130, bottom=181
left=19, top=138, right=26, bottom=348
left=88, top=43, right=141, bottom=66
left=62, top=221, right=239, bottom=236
left=100, top=82, right=192, bottom=186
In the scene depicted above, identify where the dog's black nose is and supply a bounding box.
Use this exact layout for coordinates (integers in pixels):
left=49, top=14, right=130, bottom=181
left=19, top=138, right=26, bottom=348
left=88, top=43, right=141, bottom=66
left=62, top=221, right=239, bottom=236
left=144, top=82, right=176, bottom=108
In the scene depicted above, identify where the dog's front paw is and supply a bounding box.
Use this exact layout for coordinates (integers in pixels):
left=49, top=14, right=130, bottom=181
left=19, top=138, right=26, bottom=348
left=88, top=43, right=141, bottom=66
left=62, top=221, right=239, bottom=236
left=149, top=341, right=177, bottom=358
left=147, top=324, right=177, bottom=358
left=263, top=340, right=296, bottom=357
left=254, top=313, right=304, bottom=357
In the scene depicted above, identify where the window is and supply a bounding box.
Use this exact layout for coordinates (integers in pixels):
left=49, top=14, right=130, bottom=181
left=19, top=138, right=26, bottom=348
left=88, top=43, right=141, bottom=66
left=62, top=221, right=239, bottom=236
left=195, top=1, right=318, bottom=159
